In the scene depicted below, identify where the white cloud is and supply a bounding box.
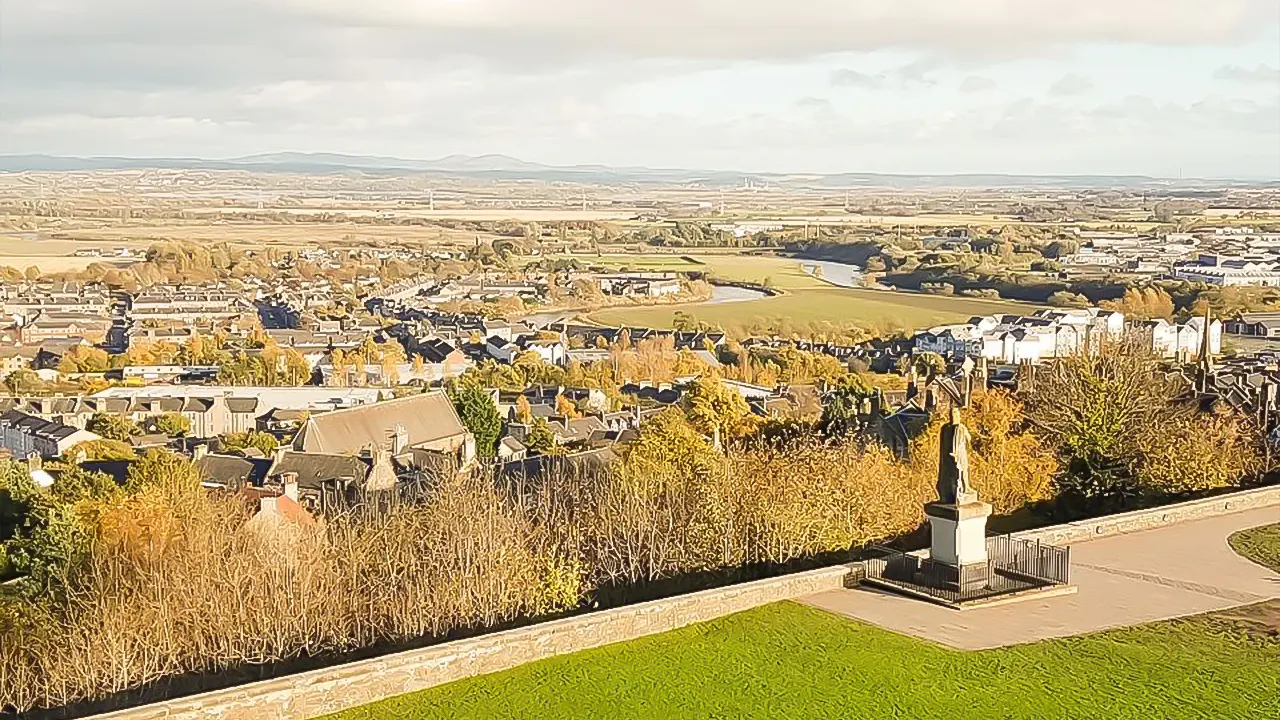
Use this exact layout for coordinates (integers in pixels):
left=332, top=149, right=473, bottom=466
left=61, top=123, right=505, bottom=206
left=959, top=76, right=998, bottom=93
left=1214, top=64, right=1280, bottom=83
left=10, top=1, right=1278, bottom=65
left=0, top=0, right=1277, bottom=176
left=830, top=58, right=941, bottom=89
left=1049, top=73, right=1095, bottom=97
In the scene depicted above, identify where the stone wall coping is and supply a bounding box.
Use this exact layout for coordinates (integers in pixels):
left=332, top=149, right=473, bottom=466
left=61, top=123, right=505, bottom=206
left=1010, top=484, right=1280, bottom=547
left=83, top=565, right=850, bottom=720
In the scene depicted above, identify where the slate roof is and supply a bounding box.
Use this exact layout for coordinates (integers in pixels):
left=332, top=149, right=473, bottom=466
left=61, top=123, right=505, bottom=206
left=196, top=453, right=273, bottom=489
left=291, top=392, right=467, bottom=455
left=267, top=450, right=370, bottom=489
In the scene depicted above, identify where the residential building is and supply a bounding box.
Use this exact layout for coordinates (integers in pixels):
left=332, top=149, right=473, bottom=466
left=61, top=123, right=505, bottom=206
left=291, top=392, right=475, bottom=467
left=1173, top=256, right=1280, bottom=287
left=1226, top=312, right=1280, bottom=339
left=0, top=410, right=100, bottom=459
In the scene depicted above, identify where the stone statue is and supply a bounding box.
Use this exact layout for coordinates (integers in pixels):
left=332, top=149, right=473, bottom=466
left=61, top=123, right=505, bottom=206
left=937, top=407, right=972, bottom=504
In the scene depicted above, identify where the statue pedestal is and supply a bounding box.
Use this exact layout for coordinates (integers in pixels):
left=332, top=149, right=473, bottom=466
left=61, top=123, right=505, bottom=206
left=925, top=492, right=992, bottom=591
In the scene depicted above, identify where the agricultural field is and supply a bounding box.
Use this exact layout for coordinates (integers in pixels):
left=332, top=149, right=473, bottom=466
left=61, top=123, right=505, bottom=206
left=3, top=220, right=510, bottom=253
left=324, top=601, right=1280, bottom=720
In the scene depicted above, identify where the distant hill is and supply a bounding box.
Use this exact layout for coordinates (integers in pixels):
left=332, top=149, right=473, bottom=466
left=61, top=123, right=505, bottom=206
left=0, top=153, right=1270, bottom=189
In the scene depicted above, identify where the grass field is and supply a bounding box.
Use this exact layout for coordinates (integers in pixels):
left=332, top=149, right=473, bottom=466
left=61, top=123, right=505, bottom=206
left=557, top=254, right=706, bottom=271
left=1230, top=523, right=1280, bottom=573
left=323, top=601, right=1279, bottom=720
left=587, top=253, right=1032, bottom=334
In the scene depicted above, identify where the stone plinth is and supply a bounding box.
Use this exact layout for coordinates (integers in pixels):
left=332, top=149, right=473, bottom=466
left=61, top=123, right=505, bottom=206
left=925, top=492, right=992, bottom=570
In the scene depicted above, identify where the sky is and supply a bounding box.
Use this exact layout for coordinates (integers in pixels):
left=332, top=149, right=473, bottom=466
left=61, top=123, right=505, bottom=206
left=2, top=1, right=1279, bottom=178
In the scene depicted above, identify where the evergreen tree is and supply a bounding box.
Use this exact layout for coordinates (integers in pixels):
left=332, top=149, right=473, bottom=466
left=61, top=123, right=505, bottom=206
left=448, top=384, right=502, bottom=458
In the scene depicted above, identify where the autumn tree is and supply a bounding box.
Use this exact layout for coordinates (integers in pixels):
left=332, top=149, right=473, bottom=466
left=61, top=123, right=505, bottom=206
left=525, top=418, right=558, bottom=454
left=4, top=370, right=45, bottom=395
left=554, top=393, right=580, bottom=419
left=514, top=395, right=534, bottom=424
left=148, top=413, right=191, bottom=438
left=1100, top=287, right=1175, bottom=321
left=56, top=346, right=110, bottom=374
left=220, top=430, right=279, bottom=456
left=681, top=375, right=759, bottom=446
left=86, top=413, right=141, bottom=442
left=1024, top=341, right=1256, bottom=514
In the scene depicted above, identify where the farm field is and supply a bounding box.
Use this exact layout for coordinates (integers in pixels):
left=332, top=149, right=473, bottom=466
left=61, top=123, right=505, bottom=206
left=21, top=221, right=510, bottom=251
left=184, top=207, right=639, bottom=222
left=323, top=600, right=1280, bottom=720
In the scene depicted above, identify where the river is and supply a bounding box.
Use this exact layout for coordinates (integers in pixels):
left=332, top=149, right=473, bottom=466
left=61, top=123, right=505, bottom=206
left=706, top=284, right=769, bottom=304
left=799, top=259, right=864, bottom=288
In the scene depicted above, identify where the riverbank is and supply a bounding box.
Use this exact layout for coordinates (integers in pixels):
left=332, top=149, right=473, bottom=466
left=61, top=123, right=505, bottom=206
left=585, top=253, right=1032, bottom=336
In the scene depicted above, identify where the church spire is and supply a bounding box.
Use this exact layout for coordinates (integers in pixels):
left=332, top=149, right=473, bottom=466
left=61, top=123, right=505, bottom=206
left=1196, top=304, right=1215, bottom=393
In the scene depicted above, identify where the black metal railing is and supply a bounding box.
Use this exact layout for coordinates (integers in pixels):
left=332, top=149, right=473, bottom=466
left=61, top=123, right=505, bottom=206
left=862, top=535, right=1070, bottom=604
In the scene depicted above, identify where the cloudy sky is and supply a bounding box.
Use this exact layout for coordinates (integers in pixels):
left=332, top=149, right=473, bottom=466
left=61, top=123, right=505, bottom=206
left=2, top=1, right=1279, bottom=177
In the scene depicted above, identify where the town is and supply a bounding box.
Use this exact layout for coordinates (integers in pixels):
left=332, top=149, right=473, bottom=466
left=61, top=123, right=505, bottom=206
left=2, top=3, right=1279, bottom=715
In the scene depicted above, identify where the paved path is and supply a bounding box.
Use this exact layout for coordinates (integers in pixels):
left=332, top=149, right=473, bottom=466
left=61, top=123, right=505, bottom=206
left=802, top=506, right=1280, bottom=650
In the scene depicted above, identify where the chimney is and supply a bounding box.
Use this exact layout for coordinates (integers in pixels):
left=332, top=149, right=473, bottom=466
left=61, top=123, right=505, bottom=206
left=282, top=472, right=299, bottom=502
left=259, top=496, right=278, bottom=515
left=193, top=444, right=208, bottom=460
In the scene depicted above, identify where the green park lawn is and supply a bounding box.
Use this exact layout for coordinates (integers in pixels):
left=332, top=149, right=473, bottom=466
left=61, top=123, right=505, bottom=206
left=323, top=601, right=1279, bottom=720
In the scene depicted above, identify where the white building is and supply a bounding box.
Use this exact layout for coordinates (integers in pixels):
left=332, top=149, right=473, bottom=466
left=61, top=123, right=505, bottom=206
left=1141, top=317, right=1222, bottom=358
left=915, top=309, right=1124, bottom=364
left=1173, top=258, right=1280, bottom=287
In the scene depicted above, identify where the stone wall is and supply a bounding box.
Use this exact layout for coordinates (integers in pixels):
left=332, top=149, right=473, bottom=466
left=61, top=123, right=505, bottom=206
left=85, top=565, right=851, bottom=720
left=1012, top=485, right=1280, bottom=547
left=81, top=484, right=1280, bottom=720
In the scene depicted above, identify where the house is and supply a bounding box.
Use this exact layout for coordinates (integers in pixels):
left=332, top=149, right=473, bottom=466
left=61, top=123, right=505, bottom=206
left=720, top=379, right=774, bottom=400
left=1140, top=317, right=1222, bottom=358
left=1226, top=313, right=1280, bottom=339
left=194, top=448, right=273, bottom=490
left=914, top=308, right=1126, bottom=364
left=291, top=392, right=475, bottom=468
left=242, top=479, right=316, bottom=536
left=1173, top=256, right=1280, bottom=287
left=18, top=313, right=112, bottom=344
left=497, top=435, right=527, bottom=462
left=0, top=346, right=38, bottom=378
left=518, top=336, right=568, bottom=366
left=485, top=335, right=518, bottom=363
left=506, top=415, right=608, bottom=451
left=0, top=410, right=100, bottom=459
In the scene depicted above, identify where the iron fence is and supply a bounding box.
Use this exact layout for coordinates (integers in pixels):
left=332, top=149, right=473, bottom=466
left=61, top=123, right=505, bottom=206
left=862, top=535, right=1070, bottom=605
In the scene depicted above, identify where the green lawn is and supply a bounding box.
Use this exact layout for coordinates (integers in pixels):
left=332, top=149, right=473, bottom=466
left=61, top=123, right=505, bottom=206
left=585, top=253, right=1032, bottom=334
left=1230, top=523, right=1280, bottom=573
left=590, top=286, right=1031, bottom=335
left=322, top=601, right=1279, bottom=720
